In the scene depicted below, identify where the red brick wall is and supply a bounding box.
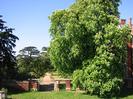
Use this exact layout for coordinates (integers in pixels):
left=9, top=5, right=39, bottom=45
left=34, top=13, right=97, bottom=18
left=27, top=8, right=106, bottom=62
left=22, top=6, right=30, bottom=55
left=127, top=43, right=132, bottom=77
left=16, top=81, right=29, bottom=91
left=1, top=80, right=39, bottom=91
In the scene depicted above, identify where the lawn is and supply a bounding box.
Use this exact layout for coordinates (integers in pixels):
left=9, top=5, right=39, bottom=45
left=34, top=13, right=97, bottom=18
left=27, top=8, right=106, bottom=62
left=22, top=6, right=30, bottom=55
left=8, top=91, right=99, bottom=99
left=8, top=91, right=133, bottom=99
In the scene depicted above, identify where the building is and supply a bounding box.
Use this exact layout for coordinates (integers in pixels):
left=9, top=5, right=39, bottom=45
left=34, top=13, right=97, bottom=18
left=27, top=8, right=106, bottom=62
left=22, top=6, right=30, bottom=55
left=120, top=18, right=133, bottom=88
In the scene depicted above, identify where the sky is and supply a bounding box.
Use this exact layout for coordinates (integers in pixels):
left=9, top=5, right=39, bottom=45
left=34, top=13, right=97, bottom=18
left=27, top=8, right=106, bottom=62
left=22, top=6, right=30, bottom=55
left=0, top=0, right=133, bottom=55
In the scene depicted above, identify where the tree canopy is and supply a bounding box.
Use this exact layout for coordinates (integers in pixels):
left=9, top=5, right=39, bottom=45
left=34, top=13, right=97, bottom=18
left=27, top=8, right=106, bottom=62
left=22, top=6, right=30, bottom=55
left=0, top=15, right=19, bottom=79
left=17, top=46, right=53, bottom=79
left=49, top=0, right=131, bottom=97
left=19, top=46, right=40, bottom=58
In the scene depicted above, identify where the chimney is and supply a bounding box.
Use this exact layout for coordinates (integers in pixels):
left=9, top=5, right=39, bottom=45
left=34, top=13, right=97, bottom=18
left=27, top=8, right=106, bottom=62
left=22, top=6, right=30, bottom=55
left=128, top=18, right=132, bottom=28
left=120, top=19, right=126, bottom=25
left=131, top=26, right=133, bottom=36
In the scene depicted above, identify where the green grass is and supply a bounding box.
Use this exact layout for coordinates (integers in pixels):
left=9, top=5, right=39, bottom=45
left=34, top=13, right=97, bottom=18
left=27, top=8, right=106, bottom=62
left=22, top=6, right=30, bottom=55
left=8, top=91, right=133, bottom=99
left=8, top=91, right=98, bottom=99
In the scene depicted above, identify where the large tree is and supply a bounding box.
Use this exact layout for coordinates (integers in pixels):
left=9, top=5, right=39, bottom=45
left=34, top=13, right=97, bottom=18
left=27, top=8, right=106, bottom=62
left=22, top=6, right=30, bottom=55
left=19, top=46, right=40, bottom=58
left=49, top=0, right=131, bottom=97
left=0, top=15, right=19, bottom=79
left=17, top=46, right=40, bottom=79
left=31, top=47, right=53, bottom=78
left=17, top=46, right=53, bottom=79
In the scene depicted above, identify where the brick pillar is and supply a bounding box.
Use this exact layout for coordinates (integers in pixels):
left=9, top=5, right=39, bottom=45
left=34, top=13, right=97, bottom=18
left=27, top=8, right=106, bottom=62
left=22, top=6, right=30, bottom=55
left=127, top=43, right=132, bottom=77
left=54, top=80, right=60, bottom=91
left=65, top=80, right=71, bottom=91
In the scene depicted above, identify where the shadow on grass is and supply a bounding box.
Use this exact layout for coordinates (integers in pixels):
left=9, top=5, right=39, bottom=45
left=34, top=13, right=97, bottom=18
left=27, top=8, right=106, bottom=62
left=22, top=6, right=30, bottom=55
left=4, top=86, right=29, bottom=95
left=7, top=90, right=29, bottom=99
left=7, top=89, right=28, bottom=99
left=118, top=87, right=133, bottom=98
left=0, top=83, right=29, bottom=96
left=8, top=90, right=28, bottom=95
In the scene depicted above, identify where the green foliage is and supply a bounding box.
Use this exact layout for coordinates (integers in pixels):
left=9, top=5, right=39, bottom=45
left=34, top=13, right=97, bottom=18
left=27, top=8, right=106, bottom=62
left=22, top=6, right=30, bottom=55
left=19, top=46, right=40, bottom=57
left=49, top=0, right=131, bottom=97
left=0, top=15, right=19, bottom=79
left=31, top=51, right=53, bottom=78
left=72, top=70, right=84, bottom=90
left=17, top=46, right=53, bottom=79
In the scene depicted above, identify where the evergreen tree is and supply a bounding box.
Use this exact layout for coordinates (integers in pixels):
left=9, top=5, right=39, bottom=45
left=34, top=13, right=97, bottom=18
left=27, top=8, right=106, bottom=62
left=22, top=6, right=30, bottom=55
left=0, top=15, right=19, bottom=79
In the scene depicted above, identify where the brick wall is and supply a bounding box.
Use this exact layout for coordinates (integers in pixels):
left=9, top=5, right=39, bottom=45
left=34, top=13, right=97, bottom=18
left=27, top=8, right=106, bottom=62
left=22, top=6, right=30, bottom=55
left=1, top=80, right=38, bottom=91
left=16, top=81, right=29, bottom=91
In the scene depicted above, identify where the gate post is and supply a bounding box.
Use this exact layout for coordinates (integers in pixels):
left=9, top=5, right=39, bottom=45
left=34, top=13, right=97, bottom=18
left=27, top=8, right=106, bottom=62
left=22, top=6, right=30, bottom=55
left=65, top=80, right=71, bottom=91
